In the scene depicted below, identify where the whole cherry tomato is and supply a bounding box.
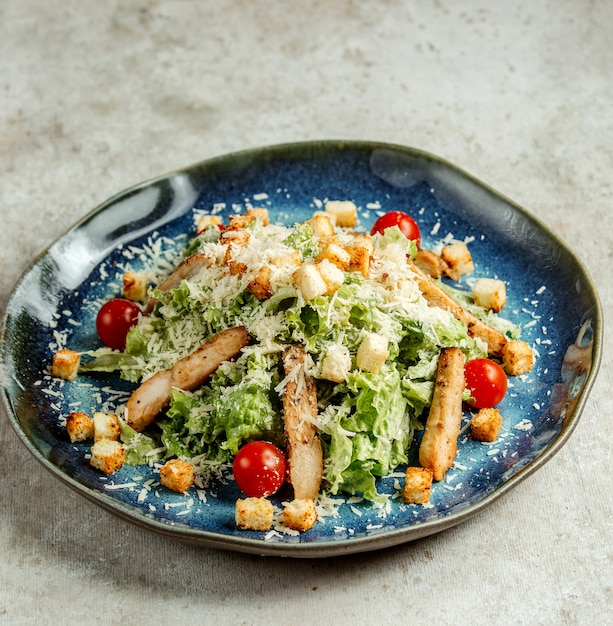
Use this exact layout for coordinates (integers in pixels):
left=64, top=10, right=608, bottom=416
left=96, top=298, right=141, bottom=351
left=232, top=441, right=288, bottom=497
left=464, top=358, right=508, bottom=408
left=370, top=211, right=421, bottom=247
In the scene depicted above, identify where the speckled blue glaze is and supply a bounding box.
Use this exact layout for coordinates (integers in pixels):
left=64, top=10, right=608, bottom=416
left=0, top=141, right=602, bottom=557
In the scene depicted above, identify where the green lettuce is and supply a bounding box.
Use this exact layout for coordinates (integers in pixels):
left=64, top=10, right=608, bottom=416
left=119, top=419, right=164, bottom=465
left=156, top=352, right=283, bottom=462
left=320, top=364, right=414, bottom=503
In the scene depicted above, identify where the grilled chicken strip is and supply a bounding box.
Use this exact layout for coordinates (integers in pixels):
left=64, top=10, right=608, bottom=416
left=282, top=345, right=324, bottom=500
left=126, top=326, right=249, bottom=432
left=408, top=259, right=507, bottom=357
left=144, top=252, right=214, bottom=313
left=418, top=347, right=466, bottom=481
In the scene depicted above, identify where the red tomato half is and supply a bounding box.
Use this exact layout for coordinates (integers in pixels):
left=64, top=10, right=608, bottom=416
left=232, top=441, right=288, bottom=497
left=96, top=298, right=141, bottom=351
left=370, top=211, right=421, bottom=247
left=464, top=358, right=508, bottom=408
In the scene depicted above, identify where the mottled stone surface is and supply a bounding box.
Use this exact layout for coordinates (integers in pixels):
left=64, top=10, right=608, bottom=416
left=1, top=1, right=611, bottom=624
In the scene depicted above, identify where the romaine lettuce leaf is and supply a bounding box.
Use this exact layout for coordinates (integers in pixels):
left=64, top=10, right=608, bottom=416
left=321, top=364, right=414, bottom=502
left=158, top=353, right=284, bottom=461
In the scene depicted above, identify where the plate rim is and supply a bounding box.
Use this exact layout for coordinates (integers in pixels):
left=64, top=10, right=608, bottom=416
left=0, top=139, right=604, bottom=558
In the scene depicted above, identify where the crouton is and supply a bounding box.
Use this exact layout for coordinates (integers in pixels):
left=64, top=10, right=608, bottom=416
left=501, top=340, right=534, bottom=376
left=227, top=214, right=255, bottom=230
left=160, top=458, right=195, bottom=493
left=356, top=333, right=389, bottom=374
left=247, top=266, right=273, bottom=300
left=472, top=278, right=507, bottom=312
left=93, top=411, right=121, bottom=442
left=222, top=231, right=250, bottom=276
left=225, top=256, right=248, bottom=277
left=470, top=407, right=503, bottom=442
left=293, top=263, right=327, bottom=300
left=414, top=249, right=448, bottom=279
left=66, top=412, right=94, bottom=443
left=221, top=227, right=251, bottom=246
left=315, top=258, right=345, bottom=296
left=89, top=439, right=125, bottom=474
left=441, top=242, right=474, bottom=280
left=235, top=497, right=274, bottom=531
left=312, top=210, right=336, bottom=226
left=269, top=249, right=301, bottom=270
left=345, top=235, right=373, bottom=278
left=196, top=214, right=222, bottom=234
left=316, top=241, right=351, bottom=271
left=122, top=270, right=148, bottom=302
left=308, top=213, right=336, bottom=239
left=325, top=200, right=357, bottom=227
left=246, top=207, right=269, bottom=225
left=283, top=498, right=318, bottom=532
left=52, top=349, right=81, bottom=381
left=320, top=344, right=352, bottom=383
left=403, top=466, right=433, bottom=504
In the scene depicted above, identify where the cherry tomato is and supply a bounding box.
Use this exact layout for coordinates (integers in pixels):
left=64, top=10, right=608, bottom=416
left=464, top=358, right=508, bottom=408
left=96, top=298, right=141, bottom=351
left=232, top=441, right=288, bottom=497
left=370, top=211, right=421, bottom=247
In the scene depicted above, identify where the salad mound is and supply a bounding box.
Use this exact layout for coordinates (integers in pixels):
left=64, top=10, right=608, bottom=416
left=67, top=202, right=529, bottom=524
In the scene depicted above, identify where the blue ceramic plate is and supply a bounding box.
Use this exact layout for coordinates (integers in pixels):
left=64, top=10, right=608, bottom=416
left=0, top=141, right=602, bottom=557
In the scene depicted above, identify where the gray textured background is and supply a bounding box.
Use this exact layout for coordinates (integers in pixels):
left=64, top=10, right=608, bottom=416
left=1, top=1, right=611, bottom=624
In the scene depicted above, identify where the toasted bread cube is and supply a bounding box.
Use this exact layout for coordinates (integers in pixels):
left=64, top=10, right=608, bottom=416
left=66, top=411, right=94, bottom=443
left=92, top=411, right=121, bottom=442
left=315, top=258, right=345, bottom=296
left=283, top=498, right=318, bottom=532
left=247, top=266, right=273, bottom=300
left=221, top=227, right=250, bottom=245
left=472, top=278, right=507, bottom=312
left=223, top=232, right=249, bottom=276
left=316, top=241, right=351, bottom=271
left=293, top=263, right=327, bottom=300
left=269, top=249, right=302, bottom=270
left=197, top=214, right=222, bottom=234
left=403, top=466, right=433, bottom=504
left=160, top=458, right=195, bottom=493
left=312, top=210, right=337, bottom=226
left=470, top=407, right=503, bottom=442
left=356, top=333, right=389, bottom=374
left=308, top=213, right=336, bottom=240
left=122, top=270, right=148, bottom=302
left=441, top=242, right=474, bottom=280
left=320, top=344, right=352, bottom=383
left=325, top=200, right=357, bottom=228
left=235, top=497, right=274, bottom=531
left=227, top=214, right=256, bottom=230
left=348, top=234, right=373, bottom=255
left=52, top=349, right=81, bottom=381
left=414, top=249, right=448, bottom=279
left=246, top=207, right=269, bottom=225
left=90, top=439, right=125, bottom=474
left=501, top=340, right=534, bottom=376
left=345, top=235, right=373, bottom=278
